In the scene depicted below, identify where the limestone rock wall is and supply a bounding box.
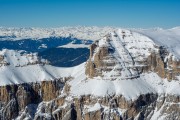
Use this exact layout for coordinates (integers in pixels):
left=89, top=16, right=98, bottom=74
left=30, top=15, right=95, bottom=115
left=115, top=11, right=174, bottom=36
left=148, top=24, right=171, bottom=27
left=0, top=79, right=65, bottom=119
left=41, top=80, right=62, bottom=101
left=85, top=42, right=115, bottom=78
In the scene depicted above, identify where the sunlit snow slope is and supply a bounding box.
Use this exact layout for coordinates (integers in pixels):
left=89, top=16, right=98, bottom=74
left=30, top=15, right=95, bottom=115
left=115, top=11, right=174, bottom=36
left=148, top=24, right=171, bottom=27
left=0, top=49, right=85, bottom=86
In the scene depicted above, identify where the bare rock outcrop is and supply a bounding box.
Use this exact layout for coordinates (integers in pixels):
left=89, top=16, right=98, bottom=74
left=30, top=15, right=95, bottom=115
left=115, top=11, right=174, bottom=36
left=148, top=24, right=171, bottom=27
left=85, top=38, right=116, bottom=78
left=144, top=47, right=180, bottom=81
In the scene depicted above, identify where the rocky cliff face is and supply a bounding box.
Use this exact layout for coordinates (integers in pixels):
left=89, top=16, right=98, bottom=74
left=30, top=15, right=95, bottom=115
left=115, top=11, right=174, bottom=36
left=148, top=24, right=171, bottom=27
left=0, top=79, right=65, bottom=119
left=1, top=84, right=179, bottom=120
left=0, top=29, right=180, bottom=120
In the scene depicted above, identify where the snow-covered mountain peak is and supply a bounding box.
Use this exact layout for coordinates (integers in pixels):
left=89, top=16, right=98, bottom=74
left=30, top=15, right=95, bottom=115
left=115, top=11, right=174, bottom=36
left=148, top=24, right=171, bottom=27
left=86, top=29, right=159, bottom=80
left=114, top=29, right=158, bottom=57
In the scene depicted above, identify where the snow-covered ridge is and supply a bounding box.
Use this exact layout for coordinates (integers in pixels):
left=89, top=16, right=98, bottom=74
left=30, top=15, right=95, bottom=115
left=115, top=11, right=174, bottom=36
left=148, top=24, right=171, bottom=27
left=0, top=49, right=48, bottom=67
left=0, top=57, right=85, bottom=86
left=0, top=64, right=84, bottom=86
left=0, top=49, right=87, bottom=86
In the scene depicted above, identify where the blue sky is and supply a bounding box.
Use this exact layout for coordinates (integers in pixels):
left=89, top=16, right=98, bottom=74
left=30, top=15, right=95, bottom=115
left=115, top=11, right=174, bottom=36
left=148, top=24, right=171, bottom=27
left=0, top=0, right=179, bottom=28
